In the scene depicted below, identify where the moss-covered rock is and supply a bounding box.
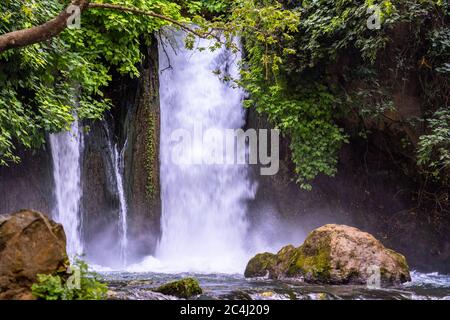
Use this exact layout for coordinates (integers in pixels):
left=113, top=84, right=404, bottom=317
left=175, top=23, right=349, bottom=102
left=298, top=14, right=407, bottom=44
left=287, top=233, right=333, bottom=282
left=155, top=278, right=202, bottom=299
left=245, top=224, right=411, bottom=286
left=244, top=252, right=277, bottom=278
left=272, top=245, right=297, bottom=278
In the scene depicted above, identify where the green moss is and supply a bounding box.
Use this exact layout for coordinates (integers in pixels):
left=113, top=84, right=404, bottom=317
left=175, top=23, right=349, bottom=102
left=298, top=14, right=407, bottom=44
left=317, top=293, right=328, bottom=300
left=145, top=111, right=157, bottom=200
left=287, top=232, right=332, bottom=282
left=244, top=253, right=277, bottom=278
left=293, top=248, right=331, bottom=281
left=381, top=250, right=411, bottom=283
left=287, top=290, right=297, bottom=300
left=155, top=278, right=202, bottom=299
left=277, top=245, right=296, bottom=260
left=386, top=249, right=410, bottom=272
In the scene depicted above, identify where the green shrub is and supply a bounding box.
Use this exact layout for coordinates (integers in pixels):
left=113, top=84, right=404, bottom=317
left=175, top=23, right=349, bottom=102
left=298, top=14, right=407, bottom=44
left=31, top=259, right=107, bottom=300
left=417, top=108, right=450, bottom=185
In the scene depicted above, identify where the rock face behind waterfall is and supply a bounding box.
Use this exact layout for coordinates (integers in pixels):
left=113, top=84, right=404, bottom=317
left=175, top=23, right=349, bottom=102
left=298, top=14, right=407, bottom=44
left=0, top=210, right=68, bottom=299
left=80, top=40, right=161, bottom=265
left=245, top=224, right=411, bottom=285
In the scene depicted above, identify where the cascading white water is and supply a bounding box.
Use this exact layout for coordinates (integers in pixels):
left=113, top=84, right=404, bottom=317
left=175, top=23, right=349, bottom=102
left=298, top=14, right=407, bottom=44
left=104, top=123, right=129, bottom=267
left=50, top=120, right=84, bottom=258
left=151, top=32, right=256, bottom=273
left=114, top=143, right=128, bottom=267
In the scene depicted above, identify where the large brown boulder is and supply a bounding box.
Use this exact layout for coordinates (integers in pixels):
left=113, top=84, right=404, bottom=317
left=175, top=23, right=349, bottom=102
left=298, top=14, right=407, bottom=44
left=0, top=210, right=69, bottom=299
left=245, top=224, right=411, bottom=286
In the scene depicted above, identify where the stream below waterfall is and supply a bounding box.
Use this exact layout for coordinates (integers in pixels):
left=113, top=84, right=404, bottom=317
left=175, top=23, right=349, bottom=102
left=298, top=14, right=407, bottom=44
left=101, top=271, right=450, bottom=300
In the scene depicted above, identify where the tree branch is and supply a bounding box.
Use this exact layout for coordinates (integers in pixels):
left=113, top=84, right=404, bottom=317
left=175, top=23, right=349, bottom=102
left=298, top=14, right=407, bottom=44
left=0, top=0, right=90, bottom=52
left=0, top=1, right=220, bottom=53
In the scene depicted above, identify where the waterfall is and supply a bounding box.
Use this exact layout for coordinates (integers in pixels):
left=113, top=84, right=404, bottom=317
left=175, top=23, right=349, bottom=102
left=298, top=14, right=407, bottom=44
left=50, top=120, right=84, bottom=258
left=104, top=123, right=129, bottom=268
left=153, top=32, right=256, bottom=273
left=114, top=143, right=128, bottom=267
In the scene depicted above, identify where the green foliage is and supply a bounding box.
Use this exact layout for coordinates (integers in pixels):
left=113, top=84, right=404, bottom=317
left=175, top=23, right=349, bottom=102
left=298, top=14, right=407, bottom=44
left=417, top=108, right=450, bottom=185
left=286, top=0, right=444, bottom=68
left=1, top=0, right=447, bottom=188
left=230, top=0, right=448, bottom=187
left=185, top=0, right=232, bottom=15
left=1, top=0, right=107, bottom=164
left=223, top=0, right=347, bottom=187
left=31, top=273, right=67, bottom=300
left=0, top=0, right=185, bottom=165
left=428, top=26, right=450, bottom=75
left=258, top=0, right=448, bottom=186
left=244, top=83, right=348, bottom=189
left=31, top=259, right=107, bottom=300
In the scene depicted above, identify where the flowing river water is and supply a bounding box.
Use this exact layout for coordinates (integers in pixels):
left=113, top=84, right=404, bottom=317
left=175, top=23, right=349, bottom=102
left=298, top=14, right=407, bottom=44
left=100, top=271, right=450, bottom=300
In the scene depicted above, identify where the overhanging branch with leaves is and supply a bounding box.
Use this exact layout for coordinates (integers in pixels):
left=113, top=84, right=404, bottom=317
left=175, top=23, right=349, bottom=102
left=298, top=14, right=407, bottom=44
left=0, top=0, right=219, bottom=52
